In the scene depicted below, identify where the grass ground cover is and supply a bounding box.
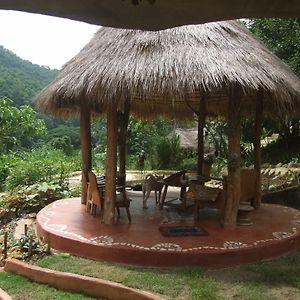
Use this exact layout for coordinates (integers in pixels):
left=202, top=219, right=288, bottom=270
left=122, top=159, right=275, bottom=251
left=0, top=272, right=97, bottom=299
left=30, top=251, right=300, bottom=300
left=2, top=251, right=300, bottom=299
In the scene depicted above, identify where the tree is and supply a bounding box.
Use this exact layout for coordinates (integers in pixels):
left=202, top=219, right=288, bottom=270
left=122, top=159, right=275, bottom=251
left=249, top=19, right=300, bottom=75
left=0, top=97, right=47, bottom=153
left=248, top=18, right=300, bottom=140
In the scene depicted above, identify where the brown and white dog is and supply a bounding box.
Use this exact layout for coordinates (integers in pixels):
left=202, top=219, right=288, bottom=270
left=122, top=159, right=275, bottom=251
left=142, top=173, right=164, bottom=209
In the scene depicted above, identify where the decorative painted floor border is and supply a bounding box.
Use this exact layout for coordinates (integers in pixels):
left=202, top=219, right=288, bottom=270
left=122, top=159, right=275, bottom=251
left=39, top=199, right=300, bottom=253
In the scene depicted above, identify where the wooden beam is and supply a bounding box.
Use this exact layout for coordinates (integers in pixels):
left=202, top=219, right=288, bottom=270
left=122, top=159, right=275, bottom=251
left=197, top=95, right=206, bottom=177
left=223, top=87, right=241, bottom=228
left=253, top=91, right=263, bottom=207
left=80, top=102, right=92, bottom=205
left=103, top=103, right=118, bottom=224
left=118, top=100, right=130, bottom=188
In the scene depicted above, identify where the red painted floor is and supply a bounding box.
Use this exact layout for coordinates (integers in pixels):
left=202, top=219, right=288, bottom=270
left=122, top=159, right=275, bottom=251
left=37, top=189, right=300, bottom=267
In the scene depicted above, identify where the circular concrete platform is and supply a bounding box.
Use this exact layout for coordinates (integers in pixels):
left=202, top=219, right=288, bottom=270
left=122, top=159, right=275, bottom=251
left=37, top=196, right=300, bottom=267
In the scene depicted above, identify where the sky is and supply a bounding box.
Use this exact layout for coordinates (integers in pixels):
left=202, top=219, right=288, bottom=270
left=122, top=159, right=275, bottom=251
left=0, top=10, right=99, bottom=69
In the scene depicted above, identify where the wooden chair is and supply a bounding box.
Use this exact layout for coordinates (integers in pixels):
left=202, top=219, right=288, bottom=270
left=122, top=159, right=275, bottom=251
left=187, top=168, right=257, bottom=222
left=116, top=189, right=132, bottom=222
left=239, top=168, right=256, bottom=205
left=188, top=182, right=224, bottom=220
left=87, top=171, right=131, bottom=222
left=87, top=171, right=103, bottom=216
left=159, top=170, right=188, bottom=208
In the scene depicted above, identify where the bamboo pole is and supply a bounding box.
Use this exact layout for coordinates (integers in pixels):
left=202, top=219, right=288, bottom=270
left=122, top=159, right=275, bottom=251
left=80, top=102, right=92, bottom=204
left=197, top=95, right=206, bottom=178
left=223, top=87, right=241, bottom=228
left=103, top=103, right=118, bottom=224
left=253, top=91, right=263, bottom=207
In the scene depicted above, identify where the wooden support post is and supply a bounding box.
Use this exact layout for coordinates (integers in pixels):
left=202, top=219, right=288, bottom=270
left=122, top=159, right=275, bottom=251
left=118, top=100, right=130, bottom=188
left=224, top=87, right=241, bottom=228
left=103, top=103, right=118, bottom=224
left=197, top=95, right=206, bottom=178
left=253, top=91, right=263, bottom=208
left=80, top=102, right=92, bottom=204
left=46, top=239, right=51, bottom=255
left=3, top=232, right=8, bottom=259
left=28, top=235, right=33, bottom=259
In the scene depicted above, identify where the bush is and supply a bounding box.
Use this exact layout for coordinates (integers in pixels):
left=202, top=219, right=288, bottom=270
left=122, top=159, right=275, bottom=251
left=156, top=139, right=172, bottom=169
left=0, top=152, right=20, bottom=191
left=178, top=157, right=197, bottom=171
left=0, top=181, right=71, bottom=224
left=48, top=136, right=73, bottom=155
left=155, top=135, right=182, bottom=169
left=5, top=147, right=78, bottom=190
left=262, top=137, right=300, bottom=164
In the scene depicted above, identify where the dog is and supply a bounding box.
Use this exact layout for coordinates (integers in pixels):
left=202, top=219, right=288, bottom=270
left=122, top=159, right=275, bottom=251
left=142, top=173, right=164, bottom=209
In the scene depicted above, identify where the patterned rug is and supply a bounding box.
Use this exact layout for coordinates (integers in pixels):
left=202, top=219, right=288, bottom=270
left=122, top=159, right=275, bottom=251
left=159, top=225, right=208, bottom=237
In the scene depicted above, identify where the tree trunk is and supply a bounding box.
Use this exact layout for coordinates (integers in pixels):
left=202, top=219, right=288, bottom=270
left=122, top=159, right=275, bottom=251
left=253, top=91, right=263, bottom=207
left=80, top=103, right=92, bottom=204
left=197, top=95, right=206, bottom=177
left=118, top=100, right=130, bottom=188
left=103, top=103, right=118, bottom=224
left=224, top=87, right=241, bottom=228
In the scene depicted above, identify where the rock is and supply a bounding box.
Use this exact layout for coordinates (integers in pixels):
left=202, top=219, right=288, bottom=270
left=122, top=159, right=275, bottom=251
left=27, top=213, right=37, bottom=219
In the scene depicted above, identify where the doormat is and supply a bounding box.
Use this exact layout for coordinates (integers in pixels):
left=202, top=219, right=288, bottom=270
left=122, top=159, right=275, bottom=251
left=159, top=225, right=208, bottom=237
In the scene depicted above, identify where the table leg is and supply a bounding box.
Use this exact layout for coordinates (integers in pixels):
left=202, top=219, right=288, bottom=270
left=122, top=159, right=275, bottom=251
left=180, top=186, right=187, bottom=209
left=160, top=185, right=168, bottom=209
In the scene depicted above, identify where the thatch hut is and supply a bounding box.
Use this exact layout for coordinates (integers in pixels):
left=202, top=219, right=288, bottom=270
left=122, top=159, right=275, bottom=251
left=37, top=20, right=300, bottom=119
left=172, top=128, right=199, bottom=150
left=35, top=20, right=300, bottom=227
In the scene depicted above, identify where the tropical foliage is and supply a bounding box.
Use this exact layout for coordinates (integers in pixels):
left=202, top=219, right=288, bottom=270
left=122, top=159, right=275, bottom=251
left=248, top=18, right=300, bottom=143
left=0, top=97, right=47, bottom=153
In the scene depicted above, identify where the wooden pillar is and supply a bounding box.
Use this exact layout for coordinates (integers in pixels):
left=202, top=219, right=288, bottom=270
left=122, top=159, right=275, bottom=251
left=118, top=100, right=130, bottom=188
left=103, top=103, right=118, bottom=224
left=253, top=91, right=263, bottom=208
left=80, top=103, right=92, bottom=204
left=224, top=87, right=241, bottom=228
left=197, top=95, right=206, bottom=177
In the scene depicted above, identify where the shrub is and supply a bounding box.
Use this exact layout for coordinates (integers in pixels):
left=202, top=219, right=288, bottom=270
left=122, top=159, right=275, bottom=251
left=48, top=136, right=73, bottom=155
left=178, top=157, right=197, bottom=171
left=155, top=135, right=182, bottom=169
left=0, top=152, right=20, bottom=191
left=0, top=181, right=71, bottom=220
left=5, top=147, right=77, bottom=190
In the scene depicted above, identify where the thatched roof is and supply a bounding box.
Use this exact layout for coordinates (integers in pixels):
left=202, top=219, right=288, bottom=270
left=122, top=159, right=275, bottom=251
left=3, top=1, right=300, bottom=30
left=171, top=128, right=198, bottom=149
left=35, top=20, right=300, bottom=120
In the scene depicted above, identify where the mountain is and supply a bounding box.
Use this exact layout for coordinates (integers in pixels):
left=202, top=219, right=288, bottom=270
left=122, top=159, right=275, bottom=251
left=0, top=45, right=58, bottom=106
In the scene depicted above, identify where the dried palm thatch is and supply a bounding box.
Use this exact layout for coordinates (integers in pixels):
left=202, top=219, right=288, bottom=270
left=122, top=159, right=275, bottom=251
left=171, top=128, right=198, bottom=149
left=35, top=20, right=300, bottom=120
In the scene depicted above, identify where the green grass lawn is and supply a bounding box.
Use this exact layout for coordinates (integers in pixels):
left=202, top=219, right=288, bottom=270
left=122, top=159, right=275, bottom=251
left=1, top=251, right=300, bottom=299
left=0, top=272, right=97, bottom=300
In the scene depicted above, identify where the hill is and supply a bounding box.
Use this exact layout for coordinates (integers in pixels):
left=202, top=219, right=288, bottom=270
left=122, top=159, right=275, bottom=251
left=0, top=45, right=58, bottom=106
